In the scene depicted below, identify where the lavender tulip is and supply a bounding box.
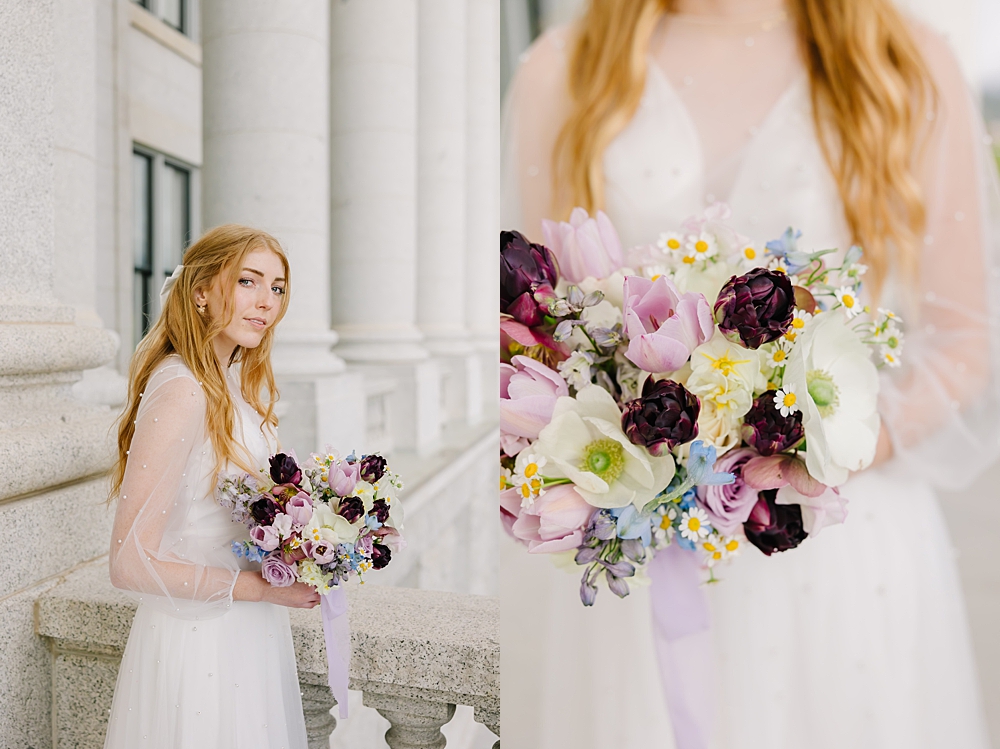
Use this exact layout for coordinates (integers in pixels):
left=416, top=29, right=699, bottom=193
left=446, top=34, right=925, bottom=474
left=500, top=355, right=568, bottom=456
left=541, top=208, right=624, bottom=284
left=622, top=275, right=713, bottom=374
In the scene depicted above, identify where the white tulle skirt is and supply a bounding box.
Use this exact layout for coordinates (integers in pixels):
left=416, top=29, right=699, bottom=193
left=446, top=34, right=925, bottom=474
left=104, top=600, right=308, bottom=749
left=500, top=466, right=992, bottom=749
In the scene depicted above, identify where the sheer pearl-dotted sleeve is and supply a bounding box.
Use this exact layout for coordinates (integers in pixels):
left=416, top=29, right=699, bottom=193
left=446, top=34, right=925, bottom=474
left=501, top=26, right=574, bottom=240
left=878, top=26, right=1000, bottom=490
left=109, top=364, right=241, bottom=619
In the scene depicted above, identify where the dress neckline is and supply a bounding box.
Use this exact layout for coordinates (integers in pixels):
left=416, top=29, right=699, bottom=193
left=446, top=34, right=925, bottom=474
left=643, top=58, right=808, bottom=204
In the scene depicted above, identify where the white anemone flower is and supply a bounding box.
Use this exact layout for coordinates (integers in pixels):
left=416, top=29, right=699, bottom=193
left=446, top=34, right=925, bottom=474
left=532, top=385, right=675, bottom=509
left=783, top=311, right=880, bottom=487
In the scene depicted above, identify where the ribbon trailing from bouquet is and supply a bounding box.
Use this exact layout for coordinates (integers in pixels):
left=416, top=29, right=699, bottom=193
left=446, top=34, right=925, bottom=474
left=320, top=586, right=351, bottom=719
left=648, top=543, right=714, bottom=749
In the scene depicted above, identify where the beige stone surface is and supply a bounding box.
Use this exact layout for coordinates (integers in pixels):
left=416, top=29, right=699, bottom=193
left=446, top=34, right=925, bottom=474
left=0, top=480, right=113, bottom=599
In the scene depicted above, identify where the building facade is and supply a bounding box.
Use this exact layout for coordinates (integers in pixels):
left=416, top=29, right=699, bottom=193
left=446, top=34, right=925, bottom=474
left=0, top=0, right=499, bottom=746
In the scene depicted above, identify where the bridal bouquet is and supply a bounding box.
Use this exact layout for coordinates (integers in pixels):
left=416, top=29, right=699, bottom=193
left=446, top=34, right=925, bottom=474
left=217, top=450, right=405, bottom=593
left=217, top=450, right=403, bottom=719
left=500, top=204, right=903, bottom=606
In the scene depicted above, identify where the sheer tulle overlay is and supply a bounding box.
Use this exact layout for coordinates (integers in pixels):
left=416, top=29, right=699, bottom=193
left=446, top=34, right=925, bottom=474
left=105, top=356, right=308, bottom=749
left=501, top=13, right=998, bottom=749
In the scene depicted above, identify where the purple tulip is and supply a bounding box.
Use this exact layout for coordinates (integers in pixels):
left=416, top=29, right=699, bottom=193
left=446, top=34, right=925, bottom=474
left=541, top=208, right=624, bottom=284
left=743, top=489, right=808, bottom=555
left=622, top=275, right=713, bottom=374
left=501, top=230, right=559, bottom=326
left=250, top=497, right=280, bottom=526
left=370, top=499, right=390, bottom=524
left=696, top=448, right=761, bottom=535
left=621, top=378, right=700, bottom=456
left=269, top=453, right=301, bottom=486
left=261, top=553, right=297, bottom=587
left=371, top=542, right=392, bottom=570
left=742, top=392, right=805, bottom=456
left=337, top=497, right=365, bottom=523
left=359, top=454, right=387, bottom=484
left=714, top=268, right=795, bottom=349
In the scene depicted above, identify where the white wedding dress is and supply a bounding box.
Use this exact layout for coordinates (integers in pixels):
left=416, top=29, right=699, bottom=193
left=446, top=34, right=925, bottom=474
left=105, top=355, right=308, bottom=749
left=501, top=12, right=999, bottom=749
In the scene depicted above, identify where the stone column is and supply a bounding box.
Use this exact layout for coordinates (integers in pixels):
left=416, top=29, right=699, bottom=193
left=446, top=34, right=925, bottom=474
left=465, top=0, right=501, bottom=423
left=53, top=0, right=128, bottom=406
left=415, top=0, right=477, bottom=426
left=0, top=2, right=118, bottom=744
left=330, top=0, right=441, bottom=453
left=202, top=0, right=364, bottom=455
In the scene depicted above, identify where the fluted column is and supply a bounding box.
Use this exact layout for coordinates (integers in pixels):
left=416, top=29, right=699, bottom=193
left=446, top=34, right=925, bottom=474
left=415, top=0, right=477, bottom=425
left=203, top=0, right=363, bottom=454
left=330, top=1, right=441, bottom=452
left=465, top=0, right=501, bottom=421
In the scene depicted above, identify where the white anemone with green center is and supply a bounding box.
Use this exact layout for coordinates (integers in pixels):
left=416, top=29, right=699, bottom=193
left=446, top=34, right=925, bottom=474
left=531, top=385, right=675, bottom=509
left=783, top=310, right=880, bottom=487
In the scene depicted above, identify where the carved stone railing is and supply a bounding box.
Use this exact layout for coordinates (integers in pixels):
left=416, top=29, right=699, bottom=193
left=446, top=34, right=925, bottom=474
left=35, top=563, right=499, bottom=749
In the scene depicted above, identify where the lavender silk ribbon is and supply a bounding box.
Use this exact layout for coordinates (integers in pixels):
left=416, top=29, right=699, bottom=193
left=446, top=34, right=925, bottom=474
left=320, top=586, right=351, bottom=719
left=648, top=543, right=714, bottom=749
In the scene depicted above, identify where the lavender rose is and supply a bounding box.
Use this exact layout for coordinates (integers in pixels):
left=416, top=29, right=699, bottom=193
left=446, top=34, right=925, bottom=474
left=742, top=392, right=805, bottom=456
left=696, top=447, right=760, bottom=535
left=714, top=268, right=795, bottom=349
left=337, top=497, right=365, bottom=523
left=501, top=230, right=559, bottom=327
left=261, top=553, right=297, bottom=587
left=621, top=378, right=700, bottom=456
left=359, top=454, right=387, bottom=484
left=269, top=453, right=301, bottom=485
left=743, top=489, right=808, bottom=555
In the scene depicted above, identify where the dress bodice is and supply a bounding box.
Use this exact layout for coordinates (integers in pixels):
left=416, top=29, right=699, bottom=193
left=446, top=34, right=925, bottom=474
left=604, top=63, right=849, bottom=259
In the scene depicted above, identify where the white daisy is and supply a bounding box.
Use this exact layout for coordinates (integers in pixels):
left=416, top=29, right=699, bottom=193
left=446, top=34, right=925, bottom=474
left=833, top=286, right=862, bottom=318
left=773, top=386, right=800, bottom=417
left=764, top=339, right=792, bottom=369
left=877, top=307, right=903, bottom=324
left=701, top=535, right=726, bottom=567
left=657, top=231, right=684, bottom=255
left=767, top=256, right=789, bottom=274
left=511, top=454, right=547, bottom=509
left=782, top=309, right=811, bottom=344
left=736, top=242, right=762, bottom=267
left=880, top=347, right=902, bottom=368
left=500, top=467, right=513, bottom=491
left=684, top=231, right=718, bottom=263
left=679, top=507, right=712, bottom=541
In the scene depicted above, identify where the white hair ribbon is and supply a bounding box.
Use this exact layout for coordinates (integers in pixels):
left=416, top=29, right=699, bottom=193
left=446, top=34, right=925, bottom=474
left=159, top=265, right=185, bottom=307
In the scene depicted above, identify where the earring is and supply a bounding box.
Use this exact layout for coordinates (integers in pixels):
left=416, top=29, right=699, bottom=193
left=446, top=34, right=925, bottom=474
left=196, top=304, right=206, bottom=315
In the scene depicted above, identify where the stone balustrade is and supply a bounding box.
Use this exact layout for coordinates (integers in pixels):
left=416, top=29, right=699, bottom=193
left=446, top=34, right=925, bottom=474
left=35, top=563, right=499, bottom=749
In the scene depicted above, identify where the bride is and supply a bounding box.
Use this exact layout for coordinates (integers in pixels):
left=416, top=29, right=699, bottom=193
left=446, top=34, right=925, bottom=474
left=501, top=0, right=998, bottom=747
left=105, top=225, right=317, bottom=748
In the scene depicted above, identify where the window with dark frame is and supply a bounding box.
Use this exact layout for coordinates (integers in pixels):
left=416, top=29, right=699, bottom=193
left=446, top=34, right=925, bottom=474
left=130, top=0, right=188, bottom=37
left=132, top=151, right=153, bottom=350
left=132, top=148, right=193, bottom=349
